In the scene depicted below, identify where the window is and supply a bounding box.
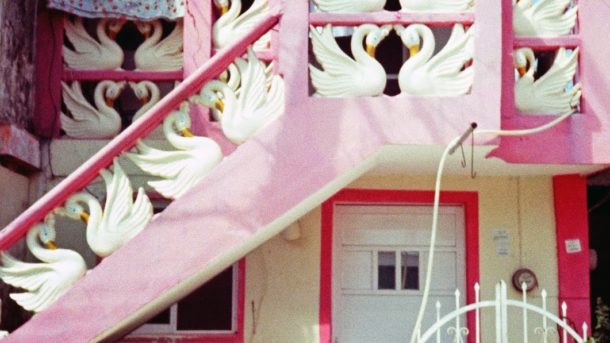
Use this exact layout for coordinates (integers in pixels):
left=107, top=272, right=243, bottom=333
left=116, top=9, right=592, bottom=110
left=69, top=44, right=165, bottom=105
left=128, top=261, right=244, bottom=338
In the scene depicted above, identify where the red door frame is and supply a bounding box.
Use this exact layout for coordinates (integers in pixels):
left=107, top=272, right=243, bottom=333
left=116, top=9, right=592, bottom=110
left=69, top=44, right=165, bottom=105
left=553, top=175, right=591, bottom=329
left=319, top=189, right=479, bottom=343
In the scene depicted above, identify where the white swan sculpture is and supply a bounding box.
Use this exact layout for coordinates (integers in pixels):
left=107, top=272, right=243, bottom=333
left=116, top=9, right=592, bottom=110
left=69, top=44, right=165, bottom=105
left=514, top=47, right=581, bottom=114
left=60, top=80, right=126, bottom=139
left=60, top=159, right=153, bottom=258
left=400, top=0, right=473, bottom=12
left=134, top=20, right=184, bottom=71
left=0, top=217, right=87, bottom=313
left=130, top=81, right=161, bottom=122
left=312, top=0, right=385, bottom=13
left=396, top=23, right=474, bottom=96
left=213, top=0, right=271, bottom=52
left=513, top=0, right=577, bottom=37
left=193, top=48, right=284, bottom=145
left=63, top=17, right=125, bottom=70
left=125, top=104, right=224, bottom=199
left=309, top=24, right=391, bottom=97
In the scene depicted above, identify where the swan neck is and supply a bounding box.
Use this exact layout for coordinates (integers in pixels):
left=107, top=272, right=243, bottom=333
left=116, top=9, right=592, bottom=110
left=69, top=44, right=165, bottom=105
left=351, top=26, right=373, bottom=63
left=73, top=193, right=104, bottom=240
left=26, top=226, right=64, bottom=262
left=163, top=113, right=195, bottom=148
left=142, top=21, right=163, bottom=48
left=218, top=0, right=241, bottom=26
left=97, top=20, right=119, bottom=48
left=411, top=26, right=435, bottom=67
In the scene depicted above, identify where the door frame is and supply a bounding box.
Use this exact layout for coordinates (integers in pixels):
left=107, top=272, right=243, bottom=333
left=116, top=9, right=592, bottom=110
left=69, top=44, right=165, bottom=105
left=319, top=189, right=479, bottom=343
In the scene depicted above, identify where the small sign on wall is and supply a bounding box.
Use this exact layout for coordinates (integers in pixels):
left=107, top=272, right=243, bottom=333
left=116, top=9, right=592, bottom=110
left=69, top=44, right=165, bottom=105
left=492, top=229, right=511, bottom=256
left=565, top=239, right=582, bottom=254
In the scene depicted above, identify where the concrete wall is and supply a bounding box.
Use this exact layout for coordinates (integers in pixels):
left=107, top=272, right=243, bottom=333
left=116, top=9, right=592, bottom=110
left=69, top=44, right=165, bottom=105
left=244, top=174, right=559, bottom=343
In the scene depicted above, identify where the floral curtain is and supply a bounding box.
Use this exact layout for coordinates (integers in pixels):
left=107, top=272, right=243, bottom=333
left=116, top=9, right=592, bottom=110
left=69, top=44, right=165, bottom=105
left=47, top=0, right=185, bottom=20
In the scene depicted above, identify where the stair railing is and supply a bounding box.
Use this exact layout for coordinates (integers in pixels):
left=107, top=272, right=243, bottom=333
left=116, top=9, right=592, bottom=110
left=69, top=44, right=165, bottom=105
left=0, top=11, right=281, bottom=250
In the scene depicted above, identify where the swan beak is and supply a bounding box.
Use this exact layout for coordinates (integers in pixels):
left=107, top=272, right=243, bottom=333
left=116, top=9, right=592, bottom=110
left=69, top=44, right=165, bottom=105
left=180, top=128, right=194, bottom=137
left=366, top=44, right=376, bottom=57
left=214, top=99, right=225, bottom=112
left=140, top=94, right=150, bottom=106
left=106, top=97, right=115, bottom=108
left=80, top=211, right=90, bottom=224
left=219, top=71, right=229, bottom=83
left=517, top=66, right=526, bottom=77
left=45, top=241, right=58, bottom=250
left=220, top=4, right=229, bottom=15
left=409, top=45, right=420, bottom=57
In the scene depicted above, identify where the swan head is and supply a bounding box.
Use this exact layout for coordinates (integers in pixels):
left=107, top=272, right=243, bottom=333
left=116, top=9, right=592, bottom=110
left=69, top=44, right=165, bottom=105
left=170, top=107, right=194, bottom=137
left=135, top=21, right=154, bottom=39
left=129, top=81, right=156, bottom=106
left=514, top=48, right=536, bottom=77
left=63, top=197, right=90, bottom=224
left=364, top=25, right=391, bottom=57
left=102, top=81, right=126, bottom=108
left=195, top=81, right=226, bottom=113
left=38, top=223, right=58, bottom=250
left=396, top=25, right=421, bottom=57
left=213, top=0, right=230, bottom=15
left=104, top=19, right=126, bottom=40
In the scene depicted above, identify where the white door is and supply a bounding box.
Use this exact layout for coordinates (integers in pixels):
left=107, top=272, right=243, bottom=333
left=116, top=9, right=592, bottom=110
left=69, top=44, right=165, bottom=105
left=333, top=205, right=466, bottom=343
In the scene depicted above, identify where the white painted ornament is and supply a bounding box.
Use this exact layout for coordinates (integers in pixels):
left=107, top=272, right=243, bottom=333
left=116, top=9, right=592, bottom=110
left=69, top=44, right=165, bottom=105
left=213, top=0, right=271, bottom=52
left=125, top=103, right=224, bottom=199
left=61, top=159, right=153, bottom=258
left=514, top=47, right=581, bottom=114
left=60, top=80, right=126, bottom=139
left=396, top=23, right=475, bottom=96
left=309, top=24, right=391, bottom=97
left=195, top=48, right=285, bottom=145
left=0, top=217, right=86, bottom=313
left=134, top=20, right=184, bottom=71
left=63, top=17, right=125, bottom=70
left=513, top=0, right=577, bottom=37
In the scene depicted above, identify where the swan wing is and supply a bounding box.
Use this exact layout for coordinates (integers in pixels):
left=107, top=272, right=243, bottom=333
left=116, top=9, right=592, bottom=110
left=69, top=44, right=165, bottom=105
left=0, top=252, right=54, bottom=291
left=426, top=24, right=473, bottom=78
left=99, top=159, right=134, bottom=231
left=258, top=75, right=285, bottom=126
left=61, top=81, right=99, bottom=120
left=118, top=187, right=153, bottom=239
left=156, top=20, right=184, bottom=55
left=230, top=0, right=269, bottom=33
left=313, top=0, right=384, bottom=12
left=532, top=0, right=570, bottom=18
left=125, top=142, right=193, bottom=179
left=63, top=17, right=101, bottom=57
left=309, top=25, right=357, bottom=77
left=238, top=48, right=269, bottom=112
left=535, top=48, right=578, bottom=97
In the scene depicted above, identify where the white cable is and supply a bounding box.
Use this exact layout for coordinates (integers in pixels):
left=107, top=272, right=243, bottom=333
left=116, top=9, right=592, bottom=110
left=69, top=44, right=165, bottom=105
left=409, top=111, right=573, bottom=343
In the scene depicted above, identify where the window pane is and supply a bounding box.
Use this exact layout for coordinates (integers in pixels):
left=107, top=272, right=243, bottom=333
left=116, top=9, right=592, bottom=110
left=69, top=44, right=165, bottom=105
left=378, top=251, right=396, bottom=290
left=401, top=251, right=419, bottom=290
left=176, top=266, right=234, bottom=331
left=147, top=309, right=170, bottom=324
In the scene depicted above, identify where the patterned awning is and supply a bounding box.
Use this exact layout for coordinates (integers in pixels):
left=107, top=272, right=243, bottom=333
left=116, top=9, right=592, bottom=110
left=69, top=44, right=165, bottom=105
left=47, top=0, right=185, bottom=20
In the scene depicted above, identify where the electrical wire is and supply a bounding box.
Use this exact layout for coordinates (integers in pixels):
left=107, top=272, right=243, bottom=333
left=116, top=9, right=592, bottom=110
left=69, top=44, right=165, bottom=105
left=409, top=111, right=574, bottom=343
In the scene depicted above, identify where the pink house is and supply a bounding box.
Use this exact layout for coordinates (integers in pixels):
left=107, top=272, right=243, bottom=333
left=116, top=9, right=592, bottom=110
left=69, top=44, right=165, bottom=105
left=0, top=0, right=608, bottom=341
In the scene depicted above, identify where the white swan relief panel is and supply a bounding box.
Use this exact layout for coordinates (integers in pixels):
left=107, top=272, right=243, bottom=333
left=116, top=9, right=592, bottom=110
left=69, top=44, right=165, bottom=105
left=63, top=17, right=183, bottom=71
left=309, top=23, right=475, bottom=97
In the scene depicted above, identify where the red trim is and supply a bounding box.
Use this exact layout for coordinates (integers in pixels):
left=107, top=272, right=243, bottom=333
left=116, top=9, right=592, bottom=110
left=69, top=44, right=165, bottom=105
left=319, top=189, right=479, bottom=343
left=62, top=70, right=183, bottom=81
left=553, top=175, right=590, bottom=328
left=122, top=260, right=246, bottom=343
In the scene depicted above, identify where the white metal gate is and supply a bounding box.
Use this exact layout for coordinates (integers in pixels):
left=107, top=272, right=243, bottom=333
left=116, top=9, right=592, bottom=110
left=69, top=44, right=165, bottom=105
left=417, top=281, right=589, bottom=343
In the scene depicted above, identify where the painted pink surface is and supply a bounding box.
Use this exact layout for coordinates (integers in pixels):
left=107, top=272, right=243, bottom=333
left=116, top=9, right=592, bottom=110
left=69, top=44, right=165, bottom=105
left=319, top=189, right=479, bottom=343
left=0, top=125, right=40, bottom=170
left=489, top=1, right=610, bottom=164
left=0, top=14, right=280, bottom=251
left=33, top=4, right=63, bottom=138
left=308, top=11, right=475, bottom=26
left=122, top=260, right=246, bottom=343
left=553, top=175, right=590, bottom=328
